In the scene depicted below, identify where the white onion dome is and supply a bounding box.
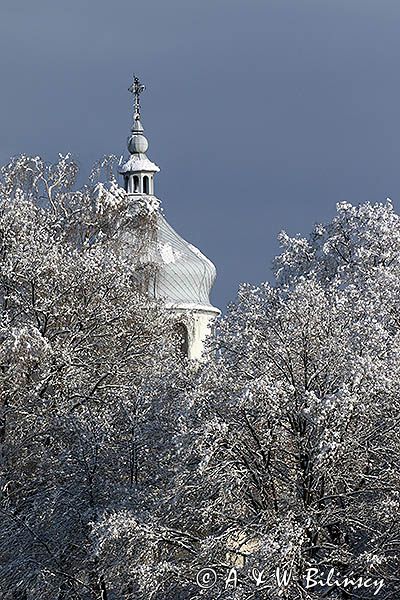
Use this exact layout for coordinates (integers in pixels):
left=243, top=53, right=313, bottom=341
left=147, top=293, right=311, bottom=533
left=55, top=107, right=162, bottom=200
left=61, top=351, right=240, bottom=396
left=149, top=214, right=219, bottom=312
left=118, top=211, right=218, bottom=313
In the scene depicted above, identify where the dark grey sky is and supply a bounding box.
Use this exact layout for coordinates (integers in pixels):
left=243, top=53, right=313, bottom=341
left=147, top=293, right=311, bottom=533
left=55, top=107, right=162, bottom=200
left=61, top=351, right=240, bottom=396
left=1, top=0, right=399, bottom=309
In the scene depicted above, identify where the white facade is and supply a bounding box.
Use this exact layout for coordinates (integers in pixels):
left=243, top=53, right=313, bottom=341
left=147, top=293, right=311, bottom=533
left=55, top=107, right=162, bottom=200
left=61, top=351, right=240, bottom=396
left=118, top=76, right=220, bottom=359
left=167, top=307, right=220, bottom=360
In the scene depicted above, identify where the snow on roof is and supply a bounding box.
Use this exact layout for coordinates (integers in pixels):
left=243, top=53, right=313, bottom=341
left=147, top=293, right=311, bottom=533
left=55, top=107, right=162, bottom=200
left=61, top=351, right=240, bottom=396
left=119, top=154, right=160, bottom=174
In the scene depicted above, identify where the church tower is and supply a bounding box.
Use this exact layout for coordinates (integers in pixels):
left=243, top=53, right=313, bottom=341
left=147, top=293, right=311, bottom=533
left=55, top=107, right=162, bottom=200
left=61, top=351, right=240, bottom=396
left=119, top=76, right=220, bottom=359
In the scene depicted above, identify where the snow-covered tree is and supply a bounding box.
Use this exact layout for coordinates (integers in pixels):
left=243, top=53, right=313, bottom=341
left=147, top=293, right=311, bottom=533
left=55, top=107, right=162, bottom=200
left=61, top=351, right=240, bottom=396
left=183, top=200, right=400, bottom=599
left=0, top=155, right=188, bottom=600
left=2, top=158, right=400, bottom=600
left=101, top=200, right=400, bottom=599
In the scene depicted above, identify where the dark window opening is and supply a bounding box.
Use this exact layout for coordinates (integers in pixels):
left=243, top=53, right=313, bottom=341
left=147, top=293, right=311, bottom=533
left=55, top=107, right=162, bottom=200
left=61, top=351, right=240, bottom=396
left=124, top=176, right=129, bottom=192
left=174, top=323, right=189, bottom=357
left=143, top=175, right=149, bottom=194
left=133, top=175, right=140, bottom=193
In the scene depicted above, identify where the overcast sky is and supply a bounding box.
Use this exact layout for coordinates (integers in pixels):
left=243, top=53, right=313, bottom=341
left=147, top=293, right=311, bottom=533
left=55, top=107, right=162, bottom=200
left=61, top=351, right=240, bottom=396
left=1, top=0, right=399, bottom=309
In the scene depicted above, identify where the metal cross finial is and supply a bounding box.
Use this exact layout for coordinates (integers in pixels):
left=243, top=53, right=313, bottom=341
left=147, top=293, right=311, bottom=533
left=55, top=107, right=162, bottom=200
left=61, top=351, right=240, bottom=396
left=128, top=75, right=146, bottom=120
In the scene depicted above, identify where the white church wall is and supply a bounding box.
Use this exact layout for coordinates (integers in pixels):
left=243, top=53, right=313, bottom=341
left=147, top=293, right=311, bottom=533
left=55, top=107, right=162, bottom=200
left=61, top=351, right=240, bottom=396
left=171, top=307, right=219, bottom=360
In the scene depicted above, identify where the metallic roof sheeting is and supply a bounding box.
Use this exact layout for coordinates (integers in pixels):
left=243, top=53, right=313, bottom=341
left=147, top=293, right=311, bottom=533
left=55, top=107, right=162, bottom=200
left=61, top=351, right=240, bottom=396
left=149, top=214, right=217, bottom=309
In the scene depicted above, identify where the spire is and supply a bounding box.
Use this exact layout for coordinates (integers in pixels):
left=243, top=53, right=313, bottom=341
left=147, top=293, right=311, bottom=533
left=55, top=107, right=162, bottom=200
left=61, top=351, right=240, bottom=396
left=128, top=74, right=146, bottom=123
left=126, top=74, right=149, bottom=153
left=120, top=74, right=160, bottom=194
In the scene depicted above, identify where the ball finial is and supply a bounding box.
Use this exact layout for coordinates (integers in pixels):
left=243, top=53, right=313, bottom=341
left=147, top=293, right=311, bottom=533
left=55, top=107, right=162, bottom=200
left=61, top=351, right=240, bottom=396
left=128, top=133, right=149, bottom=154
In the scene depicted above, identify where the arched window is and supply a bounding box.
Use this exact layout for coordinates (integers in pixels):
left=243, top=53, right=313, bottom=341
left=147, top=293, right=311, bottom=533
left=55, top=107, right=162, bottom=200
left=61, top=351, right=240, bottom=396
left=123, top=176, right=129, bottom=192
left=143, top=175, right=149, bottom=194
left=133, top=175, right=140, bottom=193
left=174, top=323, right=189, bottom=357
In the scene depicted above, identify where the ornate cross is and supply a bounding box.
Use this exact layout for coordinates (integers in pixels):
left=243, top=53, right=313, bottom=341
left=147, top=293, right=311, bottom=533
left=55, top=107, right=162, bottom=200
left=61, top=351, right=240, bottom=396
left=128, top=75, right=146, bottom=120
